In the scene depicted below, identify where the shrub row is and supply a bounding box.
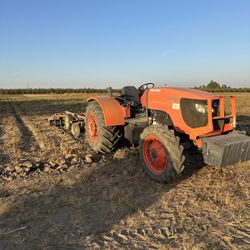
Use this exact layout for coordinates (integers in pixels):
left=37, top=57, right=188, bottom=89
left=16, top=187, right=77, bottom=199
left=195, top=87, right=250, bottom=92
left=0, top=88, right=121, bottom=95
left=0, top=87, right=249, bottom=95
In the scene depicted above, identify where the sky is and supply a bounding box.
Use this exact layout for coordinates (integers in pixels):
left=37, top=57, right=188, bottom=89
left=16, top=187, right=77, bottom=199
left=0, top=0, right=249, bottom=89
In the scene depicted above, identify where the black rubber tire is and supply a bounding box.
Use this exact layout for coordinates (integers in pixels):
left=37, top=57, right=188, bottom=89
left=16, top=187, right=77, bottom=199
left=85, top=101, right=121, bottom=153
left=64, top=114, right=74, bottom=130
left=139, top=125, right=185, bottom=183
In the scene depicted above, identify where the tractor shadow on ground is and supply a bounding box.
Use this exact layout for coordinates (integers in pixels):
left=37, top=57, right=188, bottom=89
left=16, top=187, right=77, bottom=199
left=0, top=109, right=10, bottom=165
left=0, top=149, right=205, bottom=249
left=8, top=102, right=40, bottom=152
left=179, top=148, right=206, bottom=180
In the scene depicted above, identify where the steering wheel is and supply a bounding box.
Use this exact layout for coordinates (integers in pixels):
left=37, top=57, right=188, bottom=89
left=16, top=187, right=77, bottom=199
left=138, top=82, right=155, bottom=96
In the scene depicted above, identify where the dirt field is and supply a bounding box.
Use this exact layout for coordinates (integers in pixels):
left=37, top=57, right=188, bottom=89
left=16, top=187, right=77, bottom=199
left=0, top=93, right=249, bottom=249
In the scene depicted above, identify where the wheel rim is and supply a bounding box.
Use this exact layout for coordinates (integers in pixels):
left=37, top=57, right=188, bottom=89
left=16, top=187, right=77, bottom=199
left=88, top=114, right=98, bottom=141
left=142, top=135, right=168, bottom=175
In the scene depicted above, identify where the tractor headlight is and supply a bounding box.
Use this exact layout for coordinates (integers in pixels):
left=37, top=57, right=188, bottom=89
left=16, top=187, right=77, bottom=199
left=195, top=103, right=207, bottom=114
left=180, top=98, right=209, bottom=128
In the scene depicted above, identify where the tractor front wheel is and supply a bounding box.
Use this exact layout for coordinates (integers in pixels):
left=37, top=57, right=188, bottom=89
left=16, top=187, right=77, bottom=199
left=85, top=101, right=121, bottom=153
left=140, top=125, right=185, bottom=183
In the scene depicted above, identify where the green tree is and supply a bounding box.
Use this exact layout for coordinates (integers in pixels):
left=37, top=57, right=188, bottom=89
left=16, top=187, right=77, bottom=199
left=207, top=80, right=221, bottom=89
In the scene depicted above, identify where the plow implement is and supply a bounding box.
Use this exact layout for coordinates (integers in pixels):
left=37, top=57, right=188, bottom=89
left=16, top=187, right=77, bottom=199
left=48, top=111, right=85, bottom=138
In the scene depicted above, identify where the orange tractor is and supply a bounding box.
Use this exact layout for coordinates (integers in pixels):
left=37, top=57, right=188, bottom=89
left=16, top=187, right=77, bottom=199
left=85, top=83, right=250, bottom=183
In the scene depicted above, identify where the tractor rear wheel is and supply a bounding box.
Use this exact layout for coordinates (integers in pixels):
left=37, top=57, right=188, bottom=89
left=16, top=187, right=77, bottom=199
left=85, top=101, right=121, bottom=153
left=139, top=125, right=185, bottom=183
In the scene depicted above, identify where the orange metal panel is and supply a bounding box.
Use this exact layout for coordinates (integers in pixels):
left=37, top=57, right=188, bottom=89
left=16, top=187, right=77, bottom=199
left=223, top=122, right=233, bottom=132
left=87, top=96, right=125, bottom=126
left=230, top=96, right=236, bottom=127
left=219, top=96, right=225, bottom=117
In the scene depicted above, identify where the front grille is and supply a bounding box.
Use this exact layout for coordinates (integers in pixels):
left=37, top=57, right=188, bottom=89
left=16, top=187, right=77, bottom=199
left=180, top=98, right=208, bottom=128
left=212, top=99, right=226, bottom=130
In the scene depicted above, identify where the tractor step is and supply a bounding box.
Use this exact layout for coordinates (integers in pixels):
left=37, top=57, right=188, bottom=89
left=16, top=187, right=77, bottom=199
left=202, top=133, right=250, bottom=167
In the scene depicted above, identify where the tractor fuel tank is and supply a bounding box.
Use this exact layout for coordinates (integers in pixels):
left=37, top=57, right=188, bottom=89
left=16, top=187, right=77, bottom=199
left=201, top=133, right=250, bottom=167
left=124, top=117, right=148, bottom=144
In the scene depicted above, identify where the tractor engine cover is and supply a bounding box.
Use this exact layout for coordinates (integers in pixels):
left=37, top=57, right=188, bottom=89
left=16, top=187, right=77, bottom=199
left=202, top=133, right=250, bottom=167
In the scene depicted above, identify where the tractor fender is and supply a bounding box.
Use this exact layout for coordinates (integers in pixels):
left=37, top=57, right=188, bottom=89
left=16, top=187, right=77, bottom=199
left=87, top=96, right=125, bottom=126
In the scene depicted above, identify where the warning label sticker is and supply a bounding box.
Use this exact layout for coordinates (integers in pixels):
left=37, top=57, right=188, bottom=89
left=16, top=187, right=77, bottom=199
left=172, top=103, right=180, bottom=110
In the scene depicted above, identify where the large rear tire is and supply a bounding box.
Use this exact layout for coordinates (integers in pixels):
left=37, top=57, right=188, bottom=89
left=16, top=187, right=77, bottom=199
left=139, top=125, right=185, bottom=183
left=85, top=101, right=121, bottom=153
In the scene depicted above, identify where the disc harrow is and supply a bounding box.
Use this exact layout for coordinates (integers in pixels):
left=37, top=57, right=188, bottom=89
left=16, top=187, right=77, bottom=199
left=48, top=111, right=85, bottom=140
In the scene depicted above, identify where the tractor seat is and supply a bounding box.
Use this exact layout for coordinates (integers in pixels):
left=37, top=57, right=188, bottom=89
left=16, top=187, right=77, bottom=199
left=121, top=86, right=140, bottom=105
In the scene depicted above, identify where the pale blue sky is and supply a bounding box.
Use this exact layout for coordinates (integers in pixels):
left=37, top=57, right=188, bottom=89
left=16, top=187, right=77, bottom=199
left=0, top=0, right=249, bottom=88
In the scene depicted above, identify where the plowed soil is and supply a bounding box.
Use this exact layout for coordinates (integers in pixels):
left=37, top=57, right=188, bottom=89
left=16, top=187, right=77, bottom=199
left=0, top=93, right=249, bottom=250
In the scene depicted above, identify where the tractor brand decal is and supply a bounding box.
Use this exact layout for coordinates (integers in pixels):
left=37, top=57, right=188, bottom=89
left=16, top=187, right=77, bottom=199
left=150, top=89, right=161, bottom=92
left=172, top=103, right=180, bottom=110
left=167, top=96, right=179, bottom=102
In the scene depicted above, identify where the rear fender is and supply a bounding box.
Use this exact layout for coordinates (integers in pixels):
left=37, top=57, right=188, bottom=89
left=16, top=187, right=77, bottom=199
left=87, top=96, right=125, bottom=126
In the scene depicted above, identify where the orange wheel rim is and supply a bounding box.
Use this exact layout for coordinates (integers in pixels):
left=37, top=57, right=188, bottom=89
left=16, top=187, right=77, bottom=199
left=88, top=114, right=98, bottom=141
left=142, top=135, right=167, bottom=175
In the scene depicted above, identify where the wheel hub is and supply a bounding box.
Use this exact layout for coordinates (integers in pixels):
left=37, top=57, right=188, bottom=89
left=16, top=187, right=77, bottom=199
left=143, top=135, right=168, bottom=175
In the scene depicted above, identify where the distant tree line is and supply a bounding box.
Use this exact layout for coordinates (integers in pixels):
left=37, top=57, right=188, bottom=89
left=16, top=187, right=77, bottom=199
left=195, top=80, right=250, bottom=92
left=0, top=88, right=122, bottom=95
left=1, top=82, right=249, bottom=94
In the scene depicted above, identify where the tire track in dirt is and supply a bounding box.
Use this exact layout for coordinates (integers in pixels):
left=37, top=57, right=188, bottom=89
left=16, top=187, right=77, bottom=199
left=8, top=102, right=40, bottom=153
left=0, top=102, right=25, bottom=181
left=0, top=100, right=97, bottom=181
left=11, top=101, right=98, bottom=173
left=0, top=102, right=48, bottom=181
left=83, top=225, right=178, bottom=249
left=10, top=103, right=54, bottom=155
left=0, top=102, right=11, bottom=165
left=15, top=102, right=85, bottom=158
left=0, top=120, right=6, bottom=162
left=14, top=99, right=88, bottom=154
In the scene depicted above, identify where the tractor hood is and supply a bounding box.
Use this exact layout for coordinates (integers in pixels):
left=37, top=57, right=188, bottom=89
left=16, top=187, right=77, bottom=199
left=140, top=87, right=235, bottom=140
left=142, top=87, right=218, bottom=101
